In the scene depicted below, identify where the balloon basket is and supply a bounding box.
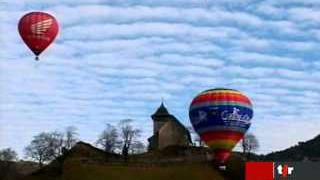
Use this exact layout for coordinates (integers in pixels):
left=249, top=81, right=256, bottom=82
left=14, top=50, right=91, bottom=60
left=218, top=165, right=227, bottom=171
left=211, top=160, right=227, bottom=171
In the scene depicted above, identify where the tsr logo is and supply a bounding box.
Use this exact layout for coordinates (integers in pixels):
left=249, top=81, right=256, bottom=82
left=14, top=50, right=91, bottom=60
left=277, top=164, right=294, bottom=178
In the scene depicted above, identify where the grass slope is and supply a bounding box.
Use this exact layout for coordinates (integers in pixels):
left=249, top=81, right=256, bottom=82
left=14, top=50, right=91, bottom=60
left=24, top=143, right=246, bottom=180
left=26, top=160, right=225, bottom=180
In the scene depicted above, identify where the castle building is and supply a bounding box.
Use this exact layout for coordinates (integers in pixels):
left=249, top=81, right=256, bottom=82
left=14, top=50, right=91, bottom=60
left=148, top=103, right=192, bottom=150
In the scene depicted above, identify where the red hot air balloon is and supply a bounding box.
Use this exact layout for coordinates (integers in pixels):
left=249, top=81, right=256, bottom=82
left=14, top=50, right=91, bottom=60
left=18, top=12, right=59, bottom=61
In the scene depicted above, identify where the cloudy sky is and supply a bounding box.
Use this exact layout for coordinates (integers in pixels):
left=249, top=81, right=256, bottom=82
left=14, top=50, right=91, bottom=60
left=0, top=0, right=320, bottom=157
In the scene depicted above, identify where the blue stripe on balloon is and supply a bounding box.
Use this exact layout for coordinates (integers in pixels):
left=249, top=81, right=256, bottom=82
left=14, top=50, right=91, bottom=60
left=189, top=105, right=252, bottom=134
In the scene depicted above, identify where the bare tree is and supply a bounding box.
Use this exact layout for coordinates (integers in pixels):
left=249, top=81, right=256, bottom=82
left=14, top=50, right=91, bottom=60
left=64, top=126, right=78, bottom=150
left=24, top=132, right=64, bottom=167
left=47, top=131, right=64, bottom=159
left=118, top=119, right=141, bottom=160
left=130, top=141, right=146, bottom=154
left=0, top=148, right=18, bottom=180
left=241, top=133, right=259, bottom=159
left=96, top=124, right=119, bottom=153
left=25, top=133, right=52, bottom=167
left=0, top=148, right=17, bottom=161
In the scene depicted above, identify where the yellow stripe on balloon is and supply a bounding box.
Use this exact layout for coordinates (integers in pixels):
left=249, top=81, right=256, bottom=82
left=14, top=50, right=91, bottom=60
left=206, top=140, right=238, bottom=150
left=200, top=90, right=243, bottom=96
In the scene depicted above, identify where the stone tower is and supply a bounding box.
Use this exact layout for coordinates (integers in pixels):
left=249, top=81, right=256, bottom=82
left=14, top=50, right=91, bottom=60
left=151, top=102, right=171, bottom=134
left=148, top=102, right=192, bottom=150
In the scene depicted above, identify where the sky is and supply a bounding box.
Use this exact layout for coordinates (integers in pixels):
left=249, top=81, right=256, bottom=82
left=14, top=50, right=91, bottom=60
left=0, top=0, right=320, bottom=157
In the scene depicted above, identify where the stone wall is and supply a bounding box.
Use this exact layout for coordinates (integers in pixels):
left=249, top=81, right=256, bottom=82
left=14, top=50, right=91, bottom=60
left=158, top=121, right=190, bottom=150
left=153, top=120, right=167, bottom=134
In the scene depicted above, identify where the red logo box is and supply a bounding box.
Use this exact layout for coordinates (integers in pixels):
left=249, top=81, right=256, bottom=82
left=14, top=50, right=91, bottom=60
left=245, top=162, right=274, bottom=180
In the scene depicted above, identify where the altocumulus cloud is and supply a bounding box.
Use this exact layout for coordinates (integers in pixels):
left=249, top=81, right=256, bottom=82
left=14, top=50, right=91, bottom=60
left=0, top=0, right=320, bottom=156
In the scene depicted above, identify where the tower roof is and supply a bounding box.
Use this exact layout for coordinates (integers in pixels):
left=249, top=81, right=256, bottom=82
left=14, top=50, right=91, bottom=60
left=152, top=102, right=170, bottom=118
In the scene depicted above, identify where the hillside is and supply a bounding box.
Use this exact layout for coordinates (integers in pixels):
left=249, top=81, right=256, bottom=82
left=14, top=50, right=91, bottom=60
left=22, top=142, right=245, bottom=180
left=12, top=134, right=320, bottom=180
left=261, top=134, right=320, bottom=161
left=0, top=160, right=38, bottom=180
left=25, top=162, right=226, bottom=180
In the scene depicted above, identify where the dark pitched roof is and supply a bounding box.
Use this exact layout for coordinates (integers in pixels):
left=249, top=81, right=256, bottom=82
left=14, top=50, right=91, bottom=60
left=151, top=102, right=170, bottom=118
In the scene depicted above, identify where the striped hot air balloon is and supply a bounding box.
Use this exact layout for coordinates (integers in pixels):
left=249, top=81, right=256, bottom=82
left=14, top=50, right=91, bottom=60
left=189, top=88, right=253, bottom=164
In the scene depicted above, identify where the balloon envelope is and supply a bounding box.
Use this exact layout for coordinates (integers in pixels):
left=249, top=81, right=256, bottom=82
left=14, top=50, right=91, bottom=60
left=189, top=88, right=253, bottom=164
left=18, top=12, right=59, bottom=60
